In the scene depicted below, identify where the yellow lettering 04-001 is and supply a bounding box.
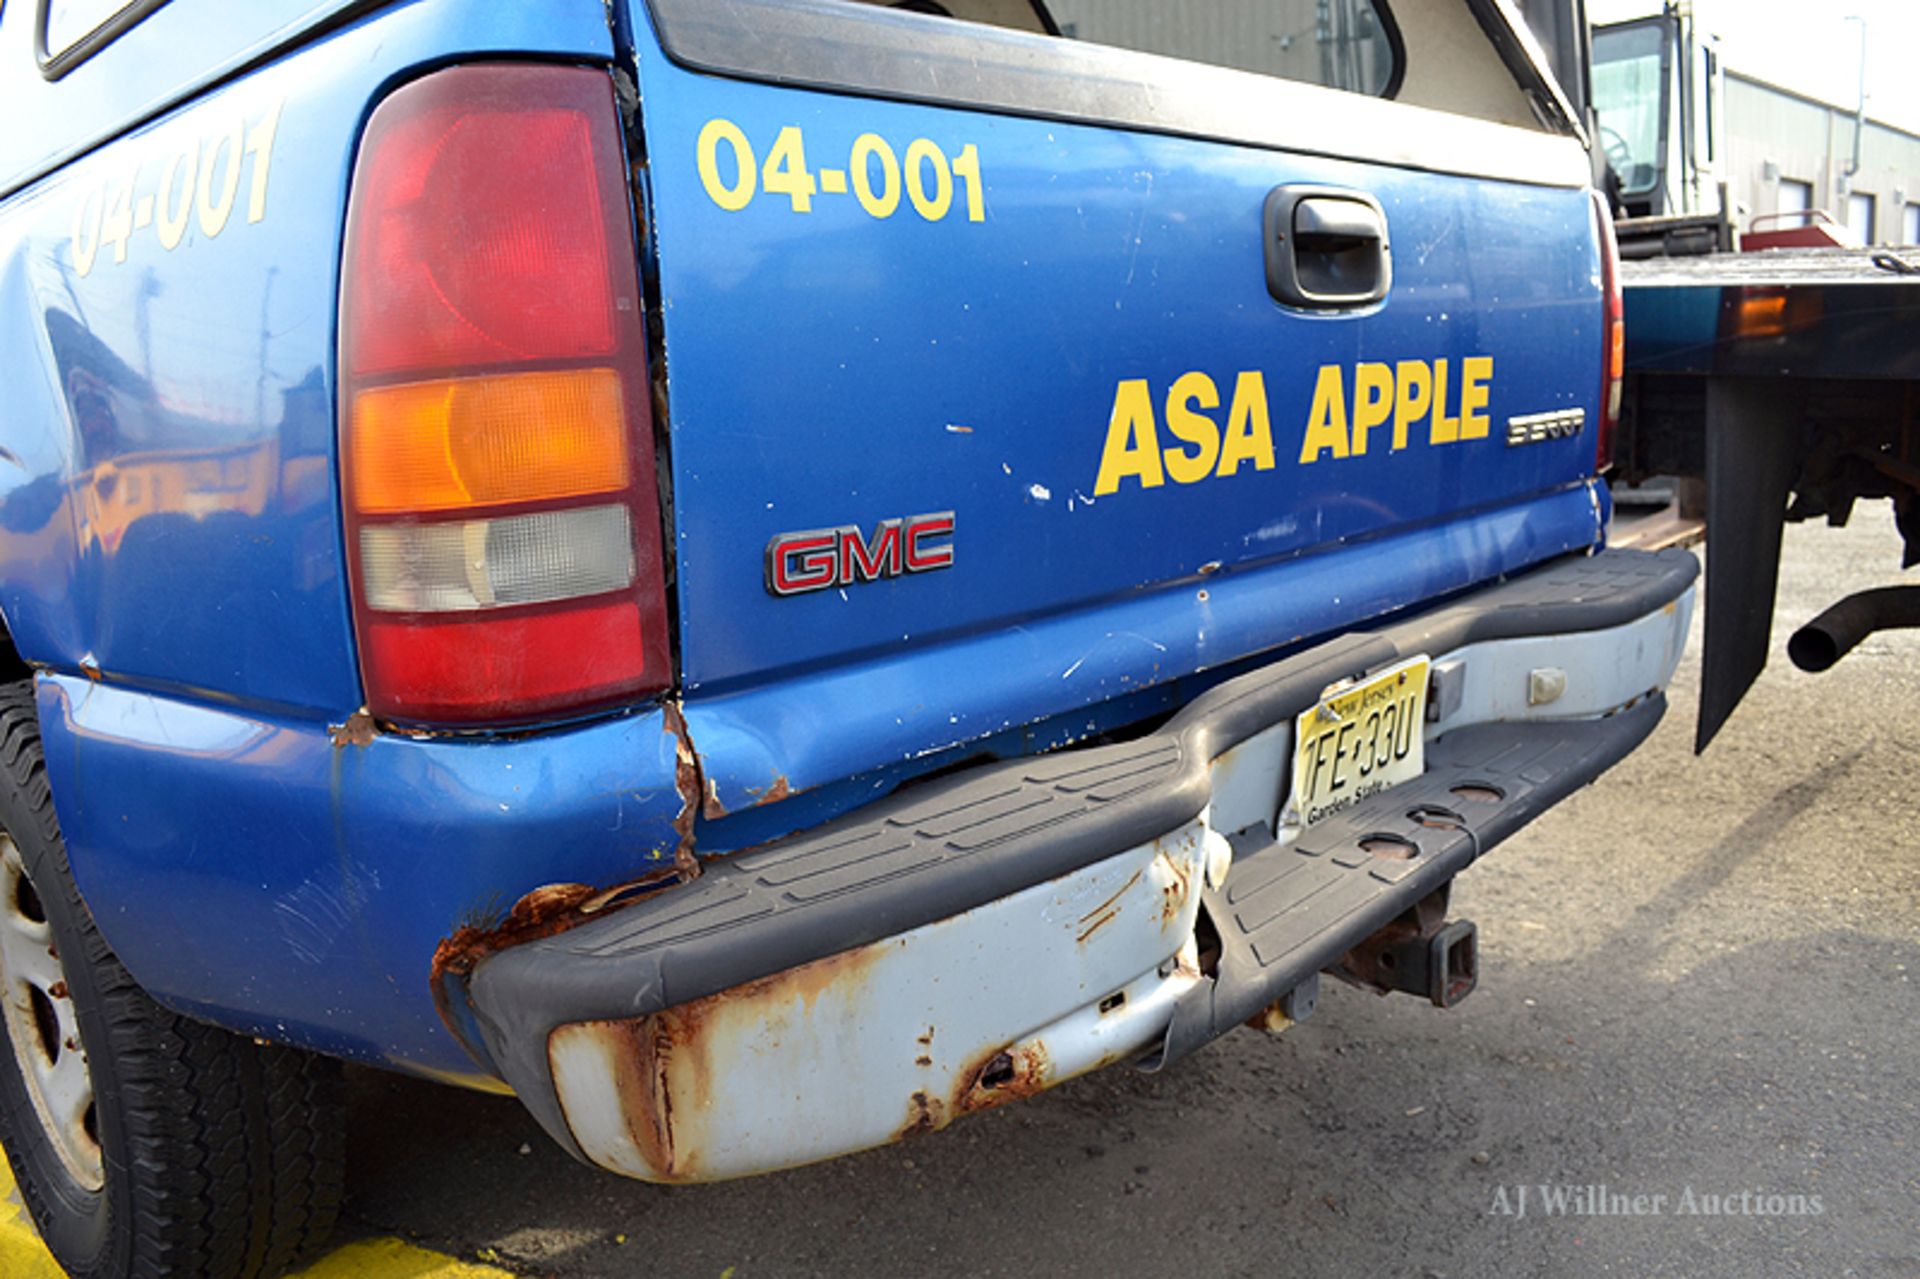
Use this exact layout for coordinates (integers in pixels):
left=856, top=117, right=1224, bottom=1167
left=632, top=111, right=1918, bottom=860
left=1162, top=372, right=1221, bottom=484
left=1298, top=366, right=1350, bottom=464
left=1093, top=379, right=1165, bottom=495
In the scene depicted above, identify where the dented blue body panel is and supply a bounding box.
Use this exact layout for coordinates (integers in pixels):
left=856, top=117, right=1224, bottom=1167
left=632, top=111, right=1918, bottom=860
left=0, top=0, right=1609, bottom=1078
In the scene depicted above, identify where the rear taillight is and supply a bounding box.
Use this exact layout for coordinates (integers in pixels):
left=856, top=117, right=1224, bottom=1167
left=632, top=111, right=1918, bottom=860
left=1593, top=190, right=1624, bottom=474
left=340, top=64, right=669, bottom=725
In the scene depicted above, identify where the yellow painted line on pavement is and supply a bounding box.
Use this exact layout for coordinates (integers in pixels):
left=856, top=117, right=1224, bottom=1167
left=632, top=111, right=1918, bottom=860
left=0, top=1151, right=513, bottom=1278
left=0, top=1158, right=62, bottom=1279
left=290, top=1237, right=516, bottom=1278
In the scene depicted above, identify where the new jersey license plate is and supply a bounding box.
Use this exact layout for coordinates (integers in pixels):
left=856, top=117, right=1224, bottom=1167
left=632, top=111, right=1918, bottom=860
left=1289, top=655, right=1431, bottom=832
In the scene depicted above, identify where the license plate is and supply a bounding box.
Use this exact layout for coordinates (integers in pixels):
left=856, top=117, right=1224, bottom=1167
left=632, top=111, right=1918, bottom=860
left=1288, top=655, right=1431, bottom=833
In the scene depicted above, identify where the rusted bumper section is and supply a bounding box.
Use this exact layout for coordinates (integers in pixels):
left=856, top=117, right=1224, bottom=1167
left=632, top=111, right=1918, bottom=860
left=444, top=548, right=1699, bottom=1182
left=547, top=828, right=1210, bottom=1181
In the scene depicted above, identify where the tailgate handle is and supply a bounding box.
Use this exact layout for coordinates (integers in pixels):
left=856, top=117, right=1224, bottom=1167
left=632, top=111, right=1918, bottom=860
left=1264, top=186, right=1392, bottom=310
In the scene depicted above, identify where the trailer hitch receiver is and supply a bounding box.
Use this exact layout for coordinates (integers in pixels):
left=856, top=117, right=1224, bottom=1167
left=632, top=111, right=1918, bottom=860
left=1330, top=889, right=1478, bottom=1009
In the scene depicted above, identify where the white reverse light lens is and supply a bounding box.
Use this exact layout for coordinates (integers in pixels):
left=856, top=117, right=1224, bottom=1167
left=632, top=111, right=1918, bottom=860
left=361, top=504, right=635, bottom=612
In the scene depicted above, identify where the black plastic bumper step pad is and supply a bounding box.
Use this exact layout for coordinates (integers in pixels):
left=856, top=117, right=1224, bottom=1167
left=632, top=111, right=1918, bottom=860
left=1153, top=693, right=1665, bottom=1067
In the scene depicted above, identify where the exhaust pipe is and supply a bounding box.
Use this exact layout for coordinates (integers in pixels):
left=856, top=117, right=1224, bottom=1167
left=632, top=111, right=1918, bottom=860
left=1788, top=586, right=1920, bottom=673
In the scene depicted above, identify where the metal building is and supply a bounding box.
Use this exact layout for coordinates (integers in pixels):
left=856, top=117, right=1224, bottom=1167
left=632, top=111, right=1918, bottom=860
left=1724, top=72, right=1920, bottom=245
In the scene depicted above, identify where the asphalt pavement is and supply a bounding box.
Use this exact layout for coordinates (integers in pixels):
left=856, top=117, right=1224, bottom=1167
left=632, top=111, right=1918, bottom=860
left=338, top=506, right=1920, bottom=1278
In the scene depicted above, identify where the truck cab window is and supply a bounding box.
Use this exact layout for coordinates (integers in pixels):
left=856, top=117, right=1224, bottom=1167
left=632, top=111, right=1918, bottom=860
left=1592, top=21, right=1667, bottom=199
left=1048, top=0, right=1398, bottom=97
left=842, top=0, right=1400, bottom=97
left=42, top=0, right=143, bottom=54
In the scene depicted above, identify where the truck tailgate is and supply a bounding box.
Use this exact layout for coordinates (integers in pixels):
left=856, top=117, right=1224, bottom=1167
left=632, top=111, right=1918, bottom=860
left=626, top=2, right=1607, bottom=802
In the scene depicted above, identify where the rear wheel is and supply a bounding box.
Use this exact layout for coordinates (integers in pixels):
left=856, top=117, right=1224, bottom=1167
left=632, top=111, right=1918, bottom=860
left=0, top=681, right=344, bottom=1277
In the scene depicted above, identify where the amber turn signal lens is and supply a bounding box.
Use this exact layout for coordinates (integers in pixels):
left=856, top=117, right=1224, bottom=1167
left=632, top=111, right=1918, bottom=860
left=349, top=369, right=629, bottom=514
left=1734, top=291, right=1790, bottom=339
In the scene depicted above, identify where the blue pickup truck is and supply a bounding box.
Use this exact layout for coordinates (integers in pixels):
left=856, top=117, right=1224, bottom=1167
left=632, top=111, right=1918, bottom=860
left=0, top=0, right=1696, bottom=1273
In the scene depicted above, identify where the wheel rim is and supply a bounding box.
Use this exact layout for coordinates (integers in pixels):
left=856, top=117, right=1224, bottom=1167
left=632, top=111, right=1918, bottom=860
left=0, top=833, right=101, bottom=1190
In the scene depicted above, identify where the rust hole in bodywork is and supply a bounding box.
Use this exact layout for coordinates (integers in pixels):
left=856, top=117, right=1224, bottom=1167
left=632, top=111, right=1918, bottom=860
left=328, top=710, right=377, bottom=749
left=1098, top=991, right=1126, bottom=1015
left=953, top=1039, right=1052, bottom=1117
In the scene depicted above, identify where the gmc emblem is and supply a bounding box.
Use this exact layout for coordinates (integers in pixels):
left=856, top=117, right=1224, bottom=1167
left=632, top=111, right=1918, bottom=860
left=764, top=512, right=956, bottom=597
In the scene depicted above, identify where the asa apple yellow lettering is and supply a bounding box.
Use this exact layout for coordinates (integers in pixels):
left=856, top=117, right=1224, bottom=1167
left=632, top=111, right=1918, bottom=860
left=1300, top=356, right=1495, bottom=464
left=1093, top=372, right=1277, bottom=495
left=1094, top=357, right=1495, bottom=493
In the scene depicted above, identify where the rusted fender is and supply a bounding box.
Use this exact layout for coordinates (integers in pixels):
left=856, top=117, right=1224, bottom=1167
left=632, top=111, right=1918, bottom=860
left=429, top=869, right=685, bottom=1069
left=431, top=701, right=711, bottom=1064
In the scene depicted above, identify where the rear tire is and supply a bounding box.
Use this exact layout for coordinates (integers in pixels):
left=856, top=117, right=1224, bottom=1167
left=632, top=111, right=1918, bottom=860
left=0, top=680, right=344, bottom=1277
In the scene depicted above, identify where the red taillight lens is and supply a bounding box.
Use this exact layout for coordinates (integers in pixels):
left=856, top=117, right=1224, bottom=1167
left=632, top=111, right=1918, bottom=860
left=360, top=602, right=649, bottom=724
left=346, top=94, right=617, bottom=374
left=1593, top=191, right=1624, bottom=474
left=340, top=64, right=670, bottom=725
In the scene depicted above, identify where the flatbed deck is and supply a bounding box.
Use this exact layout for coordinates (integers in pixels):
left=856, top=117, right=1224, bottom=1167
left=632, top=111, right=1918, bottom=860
left=1621, top=247, right=1920, bottom=381
left=1622, top=246, right=1920, bottom=290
